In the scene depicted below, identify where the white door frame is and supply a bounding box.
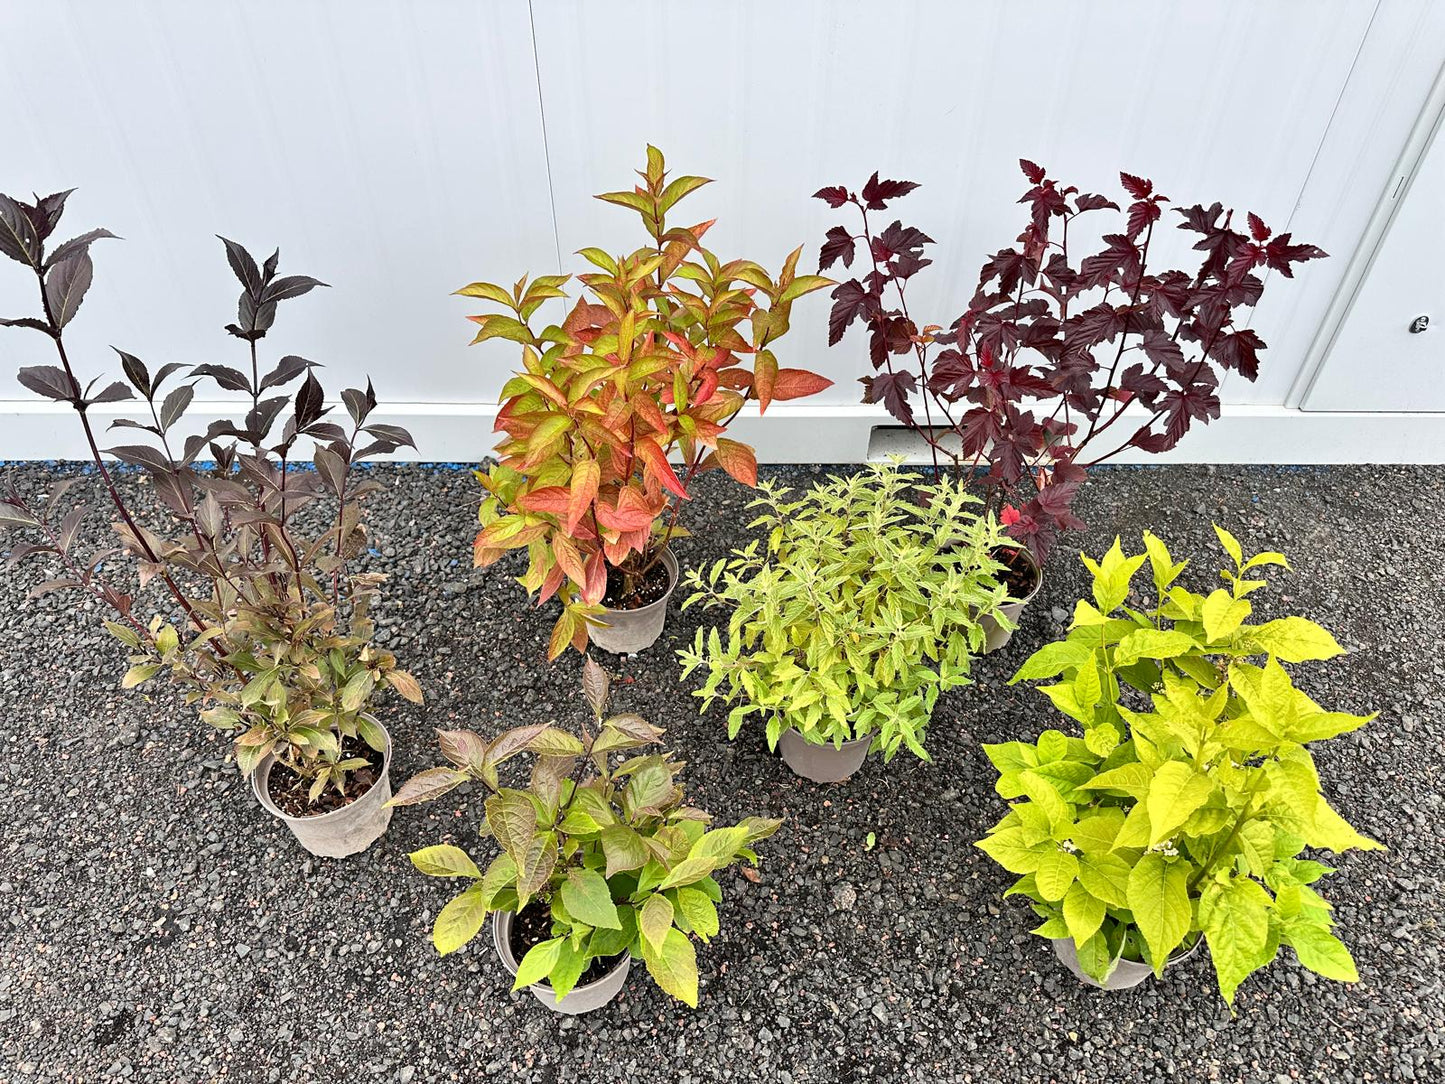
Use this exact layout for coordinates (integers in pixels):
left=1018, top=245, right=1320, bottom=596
left=1292, top=58, right=1445, bottom=408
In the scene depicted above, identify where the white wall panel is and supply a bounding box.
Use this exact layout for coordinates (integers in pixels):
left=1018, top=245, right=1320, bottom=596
left=0, top=0, right=555, bottom=440
left=2, top=1, right=1443, bottom=462
left=530, top=0, right=1381, bottom=412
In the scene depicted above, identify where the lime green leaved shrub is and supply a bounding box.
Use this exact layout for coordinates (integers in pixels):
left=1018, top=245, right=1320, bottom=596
left=390, top=658, right=779, bottom=1008
left=678, top=462, right=1010, bottom=762
left=976, top=527, right=1382, bottom=1002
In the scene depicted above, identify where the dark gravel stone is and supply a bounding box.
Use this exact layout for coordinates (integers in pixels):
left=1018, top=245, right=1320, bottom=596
left=0, top=462, right=1439, bottom=1083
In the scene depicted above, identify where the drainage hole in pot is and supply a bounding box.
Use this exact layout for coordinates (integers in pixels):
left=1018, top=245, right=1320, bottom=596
left=266, top=734, right=383, bottom=817
left=511, top=901, right=622, bottom=988
left=602, top=555, right=671, bottom=610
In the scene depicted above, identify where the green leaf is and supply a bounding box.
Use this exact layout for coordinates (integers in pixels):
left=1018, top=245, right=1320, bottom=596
left=1127, top=854, right=1190, bottom=972
left=1201, top=877, right=1274, bottom=1002
left=1034, top=850, right=1080, bottom=902
left=641, top=927, right=699, bottom=1007
left=515, top=831, right=559, bottom=908
left=1248, top=617, right=1344, bottom=662
left=1213, top=523, right=1243, bottom=567
left=975, top=827, right=1050, bottom=875
left=561, top=867, right=622, bottom=930
left=657, top=855, right=718, bottom=890
left=1085, top=538, right=1146, bottom=613
left=122, top=663, right=160, bottom=689
left=547, top=938, right=587, bottom=1001
left=1018, top=770, right=1071, bottom=834
left=1201, top=589, right=1251, bottom=642
left=1010, top=641, right=1093, bottom=683
left=639, top=893, right=674, bottom=954
left=1114, top=629, right=1198, bottom=667
left=1145, top=762, right=1216, bottom=845
left=454, top=280, right=515, bottom=306
left=1063, top=882, right=1106, bottom=946
left=674, top=887, right=720, bottom=941
left=1076, top=852, right=1132, bottom=908
left=1069, top=809, right=1126, bottom=854
left=339, top=670, right=374, bottom=712
left=512, top=936, right=564, bottom=990
left=432, top=884, right=489, bottom=955
left=599, top=824, right=650, bottom=877
left=1285, top=922, right=1358, bottom=983
left=409, top=844, right=481, bottom=879
left=486, top=791, right=539, bottom=858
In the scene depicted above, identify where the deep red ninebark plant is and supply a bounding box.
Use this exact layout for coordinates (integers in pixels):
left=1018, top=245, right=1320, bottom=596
left=815, top=163, right=1327, bottom=558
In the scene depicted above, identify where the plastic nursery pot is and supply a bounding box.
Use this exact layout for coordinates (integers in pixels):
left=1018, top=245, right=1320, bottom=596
left=492, top=909, right=631, bottom=1015
left=979, top=545, right=1043, bottom=654
left=777, top=728, right=872, bottom=784
left=588, top=547, right=680, bottom=655
left=1051, top=934, right=1202, bottom=991
left=250, top=726, right=394, bottom=860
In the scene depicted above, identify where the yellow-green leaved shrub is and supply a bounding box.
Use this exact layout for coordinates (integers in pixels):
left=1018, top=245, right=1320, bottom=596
left=678, top=462, right=1009, bottom=762
left=977, top=527, right=1382, bottom=1002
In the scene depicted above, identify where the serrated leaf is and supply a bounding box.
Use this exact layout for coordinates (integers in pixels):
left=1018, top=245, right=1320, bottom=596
left=561, top=867, right=622, bottom=930
left=432, top=884, right=489, bottom=955
left=409, top=844, right=482, bottom=879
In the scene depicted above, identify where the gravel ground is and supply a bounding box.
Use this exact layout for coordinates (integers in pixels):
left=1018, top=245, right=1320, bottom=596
left=0, top=462, right=1441, bottom=1084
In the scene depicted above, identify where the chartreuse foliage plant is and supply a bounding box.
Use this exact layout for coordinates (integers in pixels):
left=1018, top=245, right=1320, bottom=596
left=677, top=462, right=1010, bottom=761
left=391, top=658, right=780, bottom=1007
left=0, top=189, right=420, bottom=806
left=461, top=146, right=833, bottom=658
left=976, top=528, right=1382, bottom=1002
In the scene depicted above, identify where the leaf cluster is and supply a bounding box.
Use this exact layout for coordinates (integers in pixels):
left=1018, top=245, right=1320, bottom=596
left=392, top=657, right=781, bottom=1007
left=815, top=163, right=1327, bottom=558
left=678, top=462, right=1011, bottom=762
left=976, top=527, right=1381, bottom=1001
left=0, top=191, right=422, bottom=804
left=462, top=147, right=834, bottom=658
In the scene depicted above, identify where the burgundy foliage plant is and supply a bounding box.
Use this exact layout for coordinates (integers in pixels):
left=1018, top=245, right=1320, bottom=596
left=815, top=163, right=1327, bottom=558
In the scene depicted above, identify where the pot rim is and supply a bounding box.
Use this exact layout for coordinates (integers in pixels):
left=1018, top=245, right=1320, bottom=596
left=1058, top=930, right=1203, bottom=971
left=992, top=543, right=1043, bottom=606
left=491, top=907, right=628, bottom=997
left=251, top=722, right=391, bottom=826
left=779, top=726, right=873, bottom=751
left=598, top=546, right=679, bottom=620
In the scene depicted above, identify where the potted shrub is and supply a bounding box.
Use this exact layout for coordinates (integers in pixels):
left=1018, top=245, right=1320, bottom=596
left=391, top=657, right=780, bottom=1013
left=677, top=462, right=1009, bottom=783
left=976, top=527, right=1382, bottom=999
left=812, top=164, right=1328, bottom=644
left=461, top=146, right=833, bottom=659
left=0, top=190, right=422, bottom=858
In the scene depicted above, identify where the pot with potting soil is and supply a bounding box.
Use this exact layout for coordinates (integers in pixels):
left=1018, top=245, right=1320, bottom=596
left=587, top=547, right=680, bottom=655
left=679, top=462, right=1010, bottom=783
left=460, top=145, right=833, bottom=662
left=978, top=544, right=1042, bottom=653
left=493, top=906, right=631, bottom=1014
left=1052, top=931, right=1201, bottom=991
left=392, top=657, right=782, bottom=1012
left=978, top=529, right=1383, bottom=1005
left=252, top=726, right=395, bottom=859
left=0, top=197, right=425, bottom=853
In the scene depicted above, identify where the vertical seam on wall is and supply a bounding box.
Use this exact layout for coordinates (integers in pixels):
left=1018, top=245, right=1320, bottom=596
left=1270, top=0, right=1384, bottom=407
left=527, top=0, right=565, bottom=277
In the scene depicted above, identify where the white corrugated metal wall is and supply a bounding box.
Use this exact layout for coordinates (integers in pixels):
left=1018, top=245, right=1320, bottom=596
left=2, top=1, right=1443, bottom=461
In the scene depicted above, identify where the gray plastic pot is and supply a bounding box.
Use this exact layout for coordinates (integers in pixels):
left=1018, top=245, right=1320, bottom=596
left=1052, top=934, right=1202, bottom=991
left=777, top=728, right=871, bottom=783
left=588, top=548, right=679, bottom=655
left=493, top=909, right=630, bottom=1014
left=979, top=546, right=1042, bottom=654
left=251, top=727, right=393, bottom=859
